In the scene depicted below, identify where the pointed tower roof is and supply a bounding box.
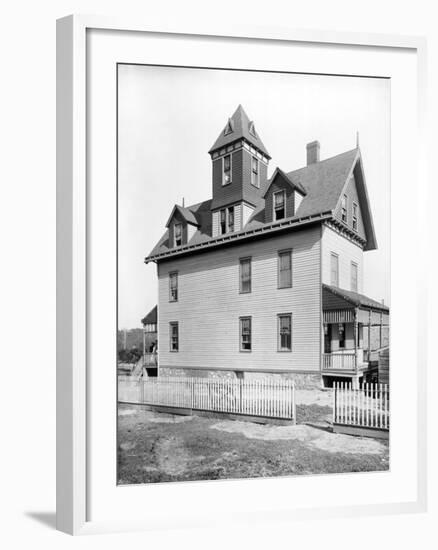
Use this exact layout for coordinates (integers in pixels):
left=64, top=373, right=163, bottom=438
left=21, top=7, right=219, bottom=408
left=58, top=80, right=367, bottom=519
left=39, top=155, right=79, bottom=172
left=208, top=105, right=271, bottom=158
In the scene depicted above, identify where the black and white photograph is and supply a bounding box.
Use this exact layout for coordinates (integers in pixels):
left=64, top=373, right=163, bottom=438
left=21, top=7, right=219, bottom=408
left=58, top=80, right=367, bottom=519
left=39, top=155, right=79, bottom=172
left=117, top=64, right=391, bottom=485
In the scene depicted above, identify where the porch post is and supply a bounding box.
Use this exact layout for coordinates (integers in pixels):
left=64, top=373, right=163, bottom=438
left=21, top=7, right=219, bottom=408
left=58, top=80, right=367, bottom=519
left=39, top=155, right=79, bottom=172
left=142, top=328, right=146, bottom=367
left=354, top=309, right=358, bottom=373
left=368, top=309, right=371, bottom=361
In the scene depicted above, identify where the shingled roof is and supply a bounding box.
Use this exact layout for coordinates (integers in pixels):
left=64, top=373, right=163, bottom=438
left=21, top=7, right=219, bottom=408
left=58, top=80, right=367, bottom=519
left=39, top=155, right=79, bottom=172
left=165, top=204, right=200, bottom=227
left=146, top=146, right=376, bottom=261
left=208, top=105, right=271, bottom=158
left=323, top=284, right=389, bottom=312
left=141, top=305, right=157, bottom=326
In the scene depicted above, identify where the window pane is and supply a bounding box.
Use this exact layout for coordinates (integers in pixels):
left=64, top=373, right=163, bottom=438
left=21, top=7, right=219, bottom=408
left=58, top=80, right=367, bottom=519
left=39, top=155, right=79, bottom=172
left=170, top=323, right=179, bottom=351
left=240, top=258, right=251, bottom=293
left=169, top=273, right=178, bottom=301
left=278, top=315, right=292, bottom=350
left=330, top=253, right=339, bottom=286
left=279, top=251, right=292, bottom=287
left=240, top=318, right=251, bottom=351
left=228, top=207, right=234, bottom=232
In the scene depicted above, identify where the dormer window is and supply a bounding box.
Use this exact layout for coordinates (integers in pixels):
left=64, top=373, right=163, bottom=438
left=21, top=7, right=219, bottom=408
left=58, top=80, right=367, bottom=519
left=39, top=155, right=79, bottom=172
left=223, top=154, right=232, bottom=185
left=251, top=156, right=259, bottom=188
left=248, top=121, right=257, bottom=137
left=174, top=223, right=182, bottom=247
left=224, top=118, right=234, bottom=135
left=341, top=194, right=347, bottom=223
left=352, top=202, right=358, bottom=231
left=274, top=190, right=286, bottom=221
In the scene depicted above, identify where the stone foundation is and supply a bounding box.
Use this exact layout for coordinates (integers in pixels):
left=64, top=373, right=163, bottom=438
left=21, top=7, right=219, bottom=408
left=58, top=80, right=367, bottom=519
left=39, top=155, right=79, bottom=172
left=159, top=368, right=322, bottom=389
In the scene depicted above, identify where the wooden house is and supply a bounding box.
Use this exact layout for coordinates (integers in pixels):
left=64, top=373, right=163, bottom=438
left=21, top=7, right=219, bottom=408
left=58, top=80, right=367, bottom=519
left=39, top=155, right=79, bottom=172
left=145, top=105, right=389, bottom=388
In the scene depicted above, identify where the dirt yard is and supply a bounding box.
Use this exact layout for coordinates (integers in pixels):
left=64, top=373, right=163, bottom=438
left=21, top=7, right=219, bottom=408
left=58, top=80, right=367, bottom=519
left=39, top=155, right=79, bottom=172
left=117, top=390, right=389, bottom=484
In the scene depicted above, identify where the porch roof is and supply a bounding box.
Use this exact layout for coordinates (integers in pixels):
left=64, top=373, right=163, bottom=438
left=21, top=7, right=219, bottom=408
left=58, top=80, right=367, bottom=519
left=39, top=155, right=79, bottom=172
left=141, top=305, right=157, bottom=326
left=322, top=284, right=389, bottom=313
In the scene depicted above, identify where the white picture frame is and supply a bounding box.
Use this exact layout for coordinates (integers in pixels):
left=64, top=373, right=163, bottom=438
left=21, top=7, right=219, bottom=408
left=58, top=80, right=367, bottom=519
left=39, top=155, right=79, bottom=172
left=56, top=15, right=427, bottom=535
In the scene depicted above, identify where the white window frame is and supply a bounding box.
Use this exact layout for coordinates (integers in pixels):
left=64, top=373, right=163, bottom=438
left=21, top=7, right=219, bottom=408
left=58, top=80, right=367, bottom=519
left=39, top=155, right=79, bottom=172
left=169, top=322, right=179, bottom=352
left=239, top=257, right=252, bottom=294
left=227, top=206, right=234, bottom=233
left=169, top=271, right=178, bottom=302
left=352, top=201, right=358, bottom=231
left=239, top=316, right=252, bottom=352
left=277, top=313, right=292, bottom=352
left=278, top=249, right=292, bottom=289
left=222, top=153, right=232, bottom=185
left=174, top=223, right=182, bottom=247
left=330, top=252, right=339, bottom=287
left=341, top=194, right=348, bottom=223
left=351, top=261, right=358, bottom=292
left=273, top=190, right=286, bottom=221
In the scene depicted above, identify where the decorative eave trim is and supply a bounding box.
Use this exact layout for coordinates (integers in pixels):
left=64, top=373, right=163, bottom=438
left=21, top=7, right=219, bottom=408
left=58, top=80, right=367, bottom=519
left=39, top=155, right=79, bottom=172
left=324, top=218, right=367, bottom=249
left=145, top=211, right=333, bottom=264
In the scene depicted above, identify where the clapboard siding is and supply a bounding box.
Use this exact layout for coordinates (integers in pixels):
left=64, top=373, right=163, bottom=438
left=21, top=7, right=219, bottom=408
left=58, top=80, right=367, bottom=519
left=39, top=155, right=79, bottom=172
left=322, top=225, right=364, bottom=293
left=158, top=226, right=321, bottom=373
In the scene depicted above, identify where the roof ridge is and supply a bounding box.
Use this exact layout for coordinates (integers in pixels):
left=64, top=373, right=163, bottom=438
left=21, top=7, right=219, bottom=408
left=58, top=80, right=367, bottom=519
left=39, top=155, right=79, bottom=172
left=287, top=147, right=358, bottom=175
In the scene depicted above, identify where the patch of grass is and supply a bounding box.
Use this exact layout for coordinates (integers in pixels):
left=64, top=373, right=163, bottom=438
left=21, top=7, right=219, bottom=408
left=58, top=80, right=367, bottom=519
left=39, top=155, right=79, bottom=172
left=117, top=406, right=389, bottom=485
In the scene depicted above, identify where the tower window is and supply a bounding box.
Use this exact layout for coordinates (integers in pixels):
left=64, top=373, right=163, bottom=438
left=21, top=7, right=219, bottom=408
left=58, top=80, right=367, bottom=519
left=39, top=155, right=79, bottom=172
left=220, top=209, right=226, bottom=234
left=227, top=206, right=234, bottom=232
left=174, top=223, right=182, bottom=247
left=251, top=156, right=259, bottom=188
left=223, top=154, right=232, bottom=185
left=274, top=190, right=286, bottom=220
left=352, top=202, right=358, bottom=231
left=341, top=194, right=347, bottom=223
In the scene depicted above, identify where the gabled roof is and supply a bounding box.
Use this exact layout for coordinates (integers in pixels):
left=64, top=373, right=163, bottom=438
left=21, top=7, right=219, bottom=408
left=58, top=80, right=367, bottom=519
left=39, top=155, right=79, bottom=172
left=146, top=146, right=375, bottom=262
left=165, top=204, right=200, bottom=228
left=323, top=284, right=389, bottom=312
left=141, top=305, right=157, bottom=326
left=208, top=105, right=271, bottom=158
left=286, top=149, right=358, bottom=218
left=262, top=167, right=307, bottom=198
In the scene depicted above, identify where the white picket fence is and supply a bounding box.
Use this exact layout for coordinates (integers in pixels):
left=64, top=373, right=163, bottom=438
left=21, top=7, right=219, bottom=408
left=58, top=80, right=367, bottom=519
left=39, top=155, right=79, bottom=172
left=333, top=383, right=389, bottom=430
left=118, top=376, right=296, bottom=421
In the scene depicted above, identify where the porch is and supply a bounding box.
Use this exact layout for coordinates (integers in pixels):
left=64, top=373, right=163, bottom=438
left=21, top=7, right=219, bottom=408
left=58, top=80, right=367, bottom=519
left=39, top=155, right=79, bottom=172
left=322, top=284, right=389, bottom=387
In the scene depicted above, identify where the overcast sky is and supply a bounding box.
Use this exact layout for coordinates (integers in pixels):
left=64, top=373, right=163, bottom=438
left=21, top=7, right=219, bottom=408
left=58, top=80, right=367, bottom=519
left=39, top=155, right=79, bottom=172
left=118, top=65, right=390, bottom=329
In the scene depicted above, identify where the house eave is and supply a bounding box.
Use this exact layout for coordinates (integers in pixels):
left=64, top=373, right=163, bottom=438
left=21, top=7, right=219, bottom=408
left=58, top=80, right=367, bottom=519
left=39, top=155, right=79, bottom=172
left=145, top=211, right=333, bottom=264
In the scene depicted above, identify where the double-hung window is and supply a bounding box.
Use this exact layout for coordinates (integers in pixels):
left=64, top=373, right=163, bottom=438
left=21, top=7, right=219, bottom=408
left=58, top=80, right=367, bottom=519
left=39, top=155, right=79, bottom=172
left=220, top=209, right=226, bottom=234
left=341, top=194, right=347, bottom=223
left=174, top=223, right=182, bottom=247
left=223, top=154, right=232, bottom=185
left=278, top=314, right=292, bottom=351
left=352, top=202, right=358, bottom=231
left=330, top=252, right=339, bottom=287
left=169, top=322, right=179, bottom=352
left=240, top=317, right=252, bottom=351
left=239, top=257, right=251, bottom=293
left=227, top=206, right=234, bottom=232
left=278, top=250, right=292, bottom=288
left=274, top=190, right=286, bottom=220
left=251, top=156, right=259, bottom=187
left=169, top=272, right=178, bottom=302
left=351, top=262, right=358, bottom=293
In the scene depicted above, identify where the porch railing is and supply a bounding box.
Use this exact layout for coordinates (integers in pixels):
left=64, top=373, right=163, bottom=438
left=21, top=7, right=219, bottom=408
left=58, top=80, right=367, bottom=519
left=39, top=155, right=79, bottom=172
left=323, top=352, right=356, bottom=371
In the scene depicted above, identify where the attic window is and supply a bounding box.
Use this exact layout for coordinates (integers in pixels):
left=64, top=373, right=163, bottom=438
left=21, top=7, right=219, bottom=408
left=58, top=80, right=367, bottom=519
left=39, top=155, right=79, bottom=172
left=341, top=194, right=347, bottom=223
left=274, top=190, right=286, bottom=221
left=248, top=121, right=257, bottom=137
left=224, top=118, right=234, bottom=136
left=174, top=223, right=182, bottom=247
left=352, top=202, right=358, bottom=231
